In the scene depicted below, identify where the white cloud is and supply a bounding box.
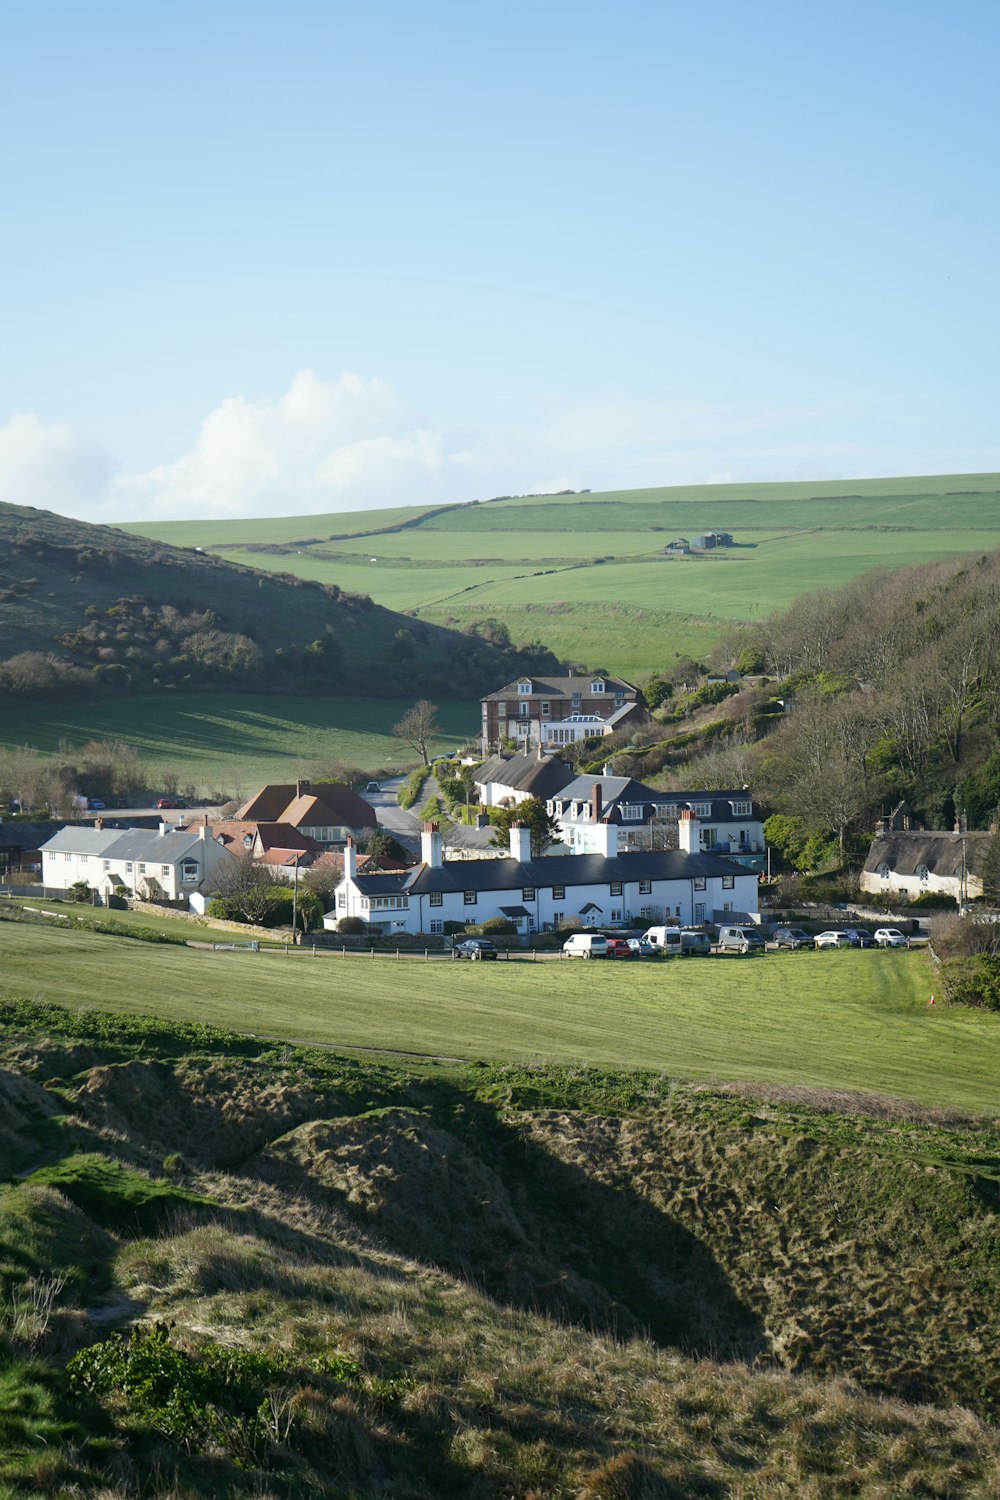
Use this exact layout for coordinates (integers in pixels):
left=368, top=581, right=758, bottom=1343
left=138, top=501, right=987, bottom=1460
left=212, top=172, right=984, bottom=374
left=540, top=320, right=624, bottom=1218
left=3, top=372, right=990, bottom=525
left=0, top=412, right=117, bottom=513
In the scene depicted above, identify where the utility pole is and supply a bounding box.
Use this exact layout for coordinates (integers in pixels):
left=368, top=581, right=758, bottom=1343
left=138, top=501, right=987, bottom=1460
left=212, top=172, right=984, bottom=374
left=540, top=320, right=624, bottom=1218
left=291, top=855, right=299, bottom=944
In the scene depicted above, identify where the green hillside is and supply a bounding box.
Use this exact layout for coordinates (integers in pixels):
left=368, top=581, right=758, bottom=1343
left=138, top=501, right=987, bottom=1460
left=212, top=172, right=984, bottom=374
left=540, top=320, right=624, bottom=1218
left=0, top=986, right=997, bottom=1496
left=122, top=472, right=1000, bottom=678
left=0, top=500, right=557, bottom=704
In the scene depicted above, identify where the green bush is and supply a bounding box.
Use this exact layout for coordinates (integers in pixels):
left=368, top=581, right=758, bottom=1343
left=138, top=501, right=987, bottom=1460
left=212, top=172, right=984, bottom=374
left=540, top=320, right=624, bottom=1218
left=908, top=891, right=958, bottom=910
left=941, top=954, right=1000, bottom=1011
left=397, top=767, right=427, bottom=811
left=337, top=916, right=366, bottom=935
left=479, top=916, right=517, bottom=935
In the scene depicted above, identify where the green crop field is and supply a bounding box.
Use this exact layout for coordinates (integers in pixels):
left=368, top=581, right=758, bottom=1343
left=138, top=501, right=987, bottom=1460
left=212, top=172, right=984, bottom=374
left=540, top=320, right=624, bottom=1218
left=1, top=921, right=993, bottom=1112
left=0, top=693, right=477, bottom=795
left=122, top=472, right=1000, bottom=678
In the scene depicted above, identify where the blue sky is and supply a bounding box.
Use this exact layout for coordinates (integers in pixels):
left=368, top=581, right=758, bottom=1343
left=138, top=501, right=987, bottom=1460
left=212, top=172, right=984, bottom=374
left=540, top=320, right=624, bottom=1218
left=1, top=0, right=998, bottom=520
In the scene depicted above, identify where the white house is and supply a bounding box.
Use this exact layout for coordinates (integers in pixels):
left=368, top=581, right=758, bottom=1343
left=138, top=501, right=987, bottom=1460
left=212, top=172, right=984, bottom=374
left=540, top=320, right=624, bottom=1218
left=326, top=813, right=759, bottom=937
left=474, top=749, right=576, bottom=809
left=547, top=777, right=767, bottom=871
left=861, top=830, right=993, bottom=906
left=39, top=823, right=235, bottom=902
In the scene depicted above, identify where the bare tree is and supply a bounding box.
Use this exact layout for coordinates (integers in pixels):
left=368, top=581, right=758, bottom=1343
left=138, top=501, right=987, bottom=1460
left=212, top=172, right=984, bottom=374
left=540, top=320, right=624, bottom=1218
left=392, top=700, right=440, bottom=767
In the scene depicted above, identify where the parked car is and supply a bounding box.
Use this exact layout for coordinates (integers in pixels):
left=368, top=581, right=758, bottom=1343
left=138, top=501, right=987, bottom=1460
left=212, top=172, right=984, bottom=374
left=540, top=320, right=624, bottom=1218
left=874, top=928, right=909, bottom=948
left=717, top=925, right=766, bottom=954
left=156, top=797, right=186, bottom=810
left=87, top=799, right=106, bottom=811
left=604, top=937, right=635, bottom=959
left=679, top=929, right=712, bottom=955
left=452, top=937, right=498, bottom=961
left=365, top=781, right=381, bottom=793
left=562, top=933, right=609, bottom=959
left=626, top=937, right=656, bottom=957
left=772, top=927, right=815, bottom=950
left=814, top=930, right=851, bottom=948
left=641, top=926, right=682, bottom=954
left=843, top=927, right=876, bottom=948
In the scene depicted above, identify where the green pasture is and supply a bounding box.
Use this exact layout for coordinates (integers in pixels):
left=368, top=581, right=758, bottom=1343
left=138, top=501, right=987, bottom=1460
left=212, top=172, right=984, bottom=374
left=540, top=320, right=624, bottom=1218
left=0, top=693, right=477, bottom=795
left=1, top=921, right=994, bottom=1112
left=118, top=473, right=1000, bottom=678
left=118, top=502, right=440, bottom=549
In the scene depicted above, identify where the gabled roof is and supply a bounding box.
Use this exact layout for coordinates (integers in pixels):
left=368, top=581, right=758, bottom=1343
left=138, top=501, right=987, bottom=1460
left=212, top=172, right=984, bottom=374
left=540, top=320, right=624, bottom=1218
left=237, top=783, right=377, bottom=831
left=350, top=848, right=754, bottom=897
left=482, top=674, right=637, bottom=702
left=473, top=751, right=575, bottom=798
left=864, top=830, right=993, bottom=879
left=0, top=820, right=63, bottom=852
left=39, top=827, right=125, bottom=856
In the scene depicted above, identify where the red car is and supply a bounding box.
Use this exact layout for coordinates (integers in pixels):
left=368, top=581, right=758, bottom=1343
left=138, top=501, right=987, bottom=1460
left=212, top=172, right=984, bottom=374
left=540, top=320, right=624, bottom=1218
left=157, top=797, right=187, bottom=810
left=604, top=938, right=635, bottom=959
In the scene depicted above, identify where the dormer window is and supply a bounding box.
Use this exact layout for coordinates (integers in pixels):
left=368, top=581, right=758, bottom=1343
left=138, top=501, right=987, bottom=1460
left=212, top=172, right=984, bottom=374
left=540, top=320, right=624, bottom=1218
left=877, top=863, right=891, bottom=880
left=916, top=864, right=929, bottom=882
left=731, top=800, right=752, bottom=817
left=518, top=680, right=532, bottom=695
left=243, top=834, right=253, bottom=849
left=591, top=680, right=605, bottom=693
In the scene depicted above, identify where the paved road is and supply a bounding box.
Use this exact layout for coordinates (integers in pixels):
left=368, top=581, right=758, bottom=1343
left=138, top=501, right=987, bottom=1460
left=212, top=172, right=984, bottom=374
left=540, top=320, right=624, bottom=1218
left=73, top=803, right=223, bottom=822
left=362, top=777, right=422, bottom=851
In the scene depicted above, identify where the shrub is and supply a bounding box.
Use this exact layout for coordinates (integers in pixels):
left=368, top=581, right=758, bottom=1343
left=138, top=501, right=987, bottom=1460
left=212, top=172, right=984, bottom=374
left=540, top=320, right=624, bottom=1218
left=940, top=954, right=1000, bottom=1011
left=397, top=767, right=427, bottom=810
left=908, top=891, right=958, bottom=910
left=479, top=916, right=516, bottom=935
left=337, top=916, right=366, bottom=935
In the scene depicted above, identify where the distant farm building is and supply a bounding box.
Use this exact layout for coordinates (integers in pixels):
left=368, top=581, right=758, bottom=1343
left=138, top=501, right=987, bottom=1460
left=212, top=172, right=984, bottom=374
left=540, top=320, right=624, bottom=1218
left=691, top=531, right=734, bottom=550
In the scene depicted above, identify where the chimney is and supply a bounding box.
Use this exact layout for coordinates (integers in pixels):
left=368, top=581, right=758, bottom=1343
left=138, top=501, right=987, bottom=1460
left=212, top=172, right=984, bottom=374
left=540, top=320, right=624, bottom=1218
left=94, top=816, right=104, bottom=831
left=296, top=778, right=311, bottom=798
left=509, top=821, right=532, bottom=862
left=421, top=821, right=443, bottom=869
left=158, top=821, right=167, bottom=837
left=198, top=823, right=207, bottom=841
left=593, top=820, right=618, bottom=858
left=344, top=836, right=357, bottom=882
left=591, top=782, right=603, bottom=823
left=679, top=808, right=698, bottom=854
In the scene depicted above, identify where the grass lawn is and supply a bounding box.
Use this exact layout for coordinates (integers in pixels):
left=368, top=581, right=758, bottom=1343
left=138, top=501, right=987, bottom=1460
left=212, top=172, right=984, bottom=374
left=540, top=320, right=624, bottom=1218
left=6, top=898, right=289, bottom=947
left=0, top=693, right=477, bottom=796
left=2, top=922, right=995, bottom=1113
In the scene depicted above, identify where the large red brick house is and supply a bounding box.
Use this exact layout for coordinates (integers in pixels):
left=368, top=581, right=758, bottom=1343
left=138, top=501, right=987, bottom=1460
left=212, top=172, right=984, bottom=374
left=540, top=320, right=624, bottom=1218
left=479, top=673, right=642, bottom=755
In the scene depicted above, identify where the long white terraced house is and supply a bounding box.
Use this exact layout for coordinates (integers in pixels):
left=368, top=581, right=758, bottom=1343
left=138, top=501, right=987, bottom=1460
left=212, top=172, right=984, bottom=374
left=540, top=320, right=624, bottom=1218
left=327, top=812, right=759, bottom=937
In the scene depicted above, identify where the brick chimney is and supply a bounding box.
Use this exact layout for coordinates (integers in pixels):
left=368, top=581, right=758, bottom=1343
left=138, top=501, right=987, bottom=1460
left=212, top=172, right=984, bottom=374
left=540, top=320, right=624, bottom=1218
left=421, top=821, right=443, bottom=869
left=509, top=822, right=532, bottom=862
left=679, top=808, right=698, bottom=854
left=591, top=782, right=603, bottom=822
left=296, top=778, right=312, bottom=798
left=94, top=816, right=104, bottom=831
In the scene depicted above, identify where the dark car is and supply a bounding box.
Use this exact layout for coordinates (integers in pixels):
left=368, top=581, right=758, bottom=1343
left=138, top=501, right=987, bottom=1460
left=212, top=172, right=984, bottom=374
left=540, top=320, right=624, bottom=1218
left=452, top=937, right=498, bottom=961
left=604, top=937, right=635, bottom=959
left=843, top=928, right=876, bottom=948
left=772, top=927, right=815, bottom=950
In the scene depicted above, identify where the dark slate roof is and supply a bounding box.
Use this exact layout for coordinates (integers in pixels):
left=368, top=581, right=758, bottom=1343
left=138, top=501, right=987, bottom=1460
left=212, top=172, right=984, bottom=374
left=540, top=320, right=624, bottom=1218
left=474, top=751, right=575, bottom=798
left=0, top=821, right=63, bottom=852
left=864, top=830, right=993, bottom=878
left=349, top=848, right=754, bottom=897
left=482, top=673, right=636, bottom=702
left=551, top=779, right=758, bottom=823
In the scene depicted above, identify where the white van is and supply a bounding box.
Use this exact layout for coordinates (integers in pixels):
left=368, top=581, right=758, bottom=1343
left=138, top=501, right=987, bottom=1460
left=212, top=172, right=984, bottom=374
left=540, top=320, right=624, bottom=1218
left=641, top=926, right=682, bottom=954
left=562, top=933, right=609, bottom=959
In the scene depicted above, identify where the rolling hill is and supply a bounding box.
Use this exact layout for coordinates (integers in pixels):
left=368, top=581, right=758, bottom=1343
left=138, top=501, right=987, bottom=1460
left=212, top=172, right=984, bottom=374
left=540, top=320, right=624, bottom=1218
left=0, top=500, right=557, bottom=705
left=123, top=472, right=1000, bottom=679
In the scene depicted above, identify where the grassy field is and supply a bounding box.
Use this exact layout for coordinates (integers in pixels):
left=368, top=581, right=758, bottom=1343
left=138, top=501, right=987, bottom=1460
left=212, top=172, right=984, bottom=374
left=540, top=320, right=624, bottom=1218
left=121, top=472, right=1000, bottom=678
left=1, top=921, right=995, bottom=1111
left=0, top=693, right=477, bottom=795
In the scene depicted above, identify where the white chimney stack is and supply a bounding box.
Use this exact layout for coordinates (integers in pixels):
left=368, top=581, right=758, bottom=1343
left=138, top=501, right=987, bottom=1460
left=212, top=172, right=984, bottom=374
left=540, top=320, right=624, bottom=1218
left=593, top=820, right=618, bottom=858
left=158, top=821, right=168, bottom=837
left=344, top=837, right=357, bottom=882
left=198, top=823, right=207, bottom=842
left=509, top=822, right=532, bottom=862
left=679, top=808, right=698, bottom=854
left=421, top=822, right=443, bottom=869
